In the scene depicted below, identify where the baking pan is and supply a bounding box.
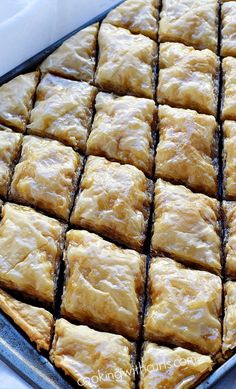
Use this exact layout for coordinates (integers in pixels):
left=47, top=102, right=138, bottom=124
left=0, top=2, right=236, bottom=388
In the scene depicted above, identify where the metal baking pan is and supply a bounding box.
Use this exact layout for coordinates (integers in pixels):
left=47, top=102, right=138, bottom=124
left=0, top=2, right=236, bottom=388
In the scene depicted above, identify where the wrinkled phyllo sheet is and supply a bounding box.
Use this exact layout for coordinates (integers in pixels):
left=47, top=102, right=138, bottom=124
left=221, top=1, right=236, bottom=58
left=144, top=257, right=222, bottom=355
left=40, top=23, right=99, bottom=83
left=0, top=72, right=39, bottom=132
left=0, top=288, right=53, bottom=351
left=0, top=203, right=64, bottom=304
left=0, top=127, right=22, bottom=199
left=140, top=343, right=214, bottom=389
left=151, top=179, right=221, bottom=274
left=10, top=136, right=81, bottom=221
left=28, top=73, right=97, bottom=152
left=223, top=202, right=236, bottom=278
left=157, top=42, right=219, bottom=116
left=223, top=121, right=236, bottom=199
left=159, top=0, right=218, bottom=53
left=103, top=0, right=159, bottom=40
left=223, top=281, right=236, bottom=355
left=87, top=92, right=156, bottom=176
left=71, top=156, right=153, bottom=252
left=155, top=105, right=218, bottom=197
left=50, top=319, right=135, bottom=388
left=222, top=57, right=236, bottom=121
left=61, top=229, right=145, bottom=340
left=95, top=23, right=157, bottom=99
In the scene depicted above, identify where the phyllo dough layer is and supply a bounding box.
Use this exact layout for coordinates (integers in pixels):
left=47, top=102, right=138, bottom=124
left=50, top=319, right=135, bottom=388
left=87, top=92, right=156, bottom=176
left=144, top=257, right=222, bottom=355
left=223, top=281, right=236, bottom=355
left=0, top=127, right=22, bottom=199
left=222, top=57, right=236, bottom=121
left=0, top=288, right=53, bottom=351
left=0, top=72, right=39, bottom=132
left=155, top=105, right=218, bottom=196
left=95, top=24, right=157, bottom=99
left=223, top=201, right=236, bottom=278
left=159, top=0, right=218, bottom=53
left=28, top=74, right=97, bottom=152
left=0, top=203, right=64, bottom=304
left=104, top=0, right=158, bottom=40
left=71, top=156, right=152, bottom=252
left=10, top=136, right=81, bottom=221
left=223, top=121, right=236, bottom=199
left=40, top=24, right=99, bottom=83
left=157, top=42, right=219, bottom=116
left=221, top=2, right=236, bottom=58
left=151, top=179, right=221, bottom=274
left=140, top=343, right=214, bottom=389
left=61, top=229, right=144, bottom=340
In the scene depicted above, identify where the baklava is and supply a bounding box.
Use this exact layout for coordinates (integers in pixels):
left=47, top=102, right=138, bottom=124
left=222, top=57, right=236, bottom=121
left=86, top=92, right=156, bottom=176
left=159, top=0, right=218, bottom=53
left=0, top=127, right=22, bottom=199
left=155, top=105, right=218, bottom=196
left=40, top=23, right=99, bottom=83
left=50, top=319, right=135, bottom=388
left=103, top=0, right=158, bottom=40
left=95, top=23, right=157, bottom=99
left=222, top=281, right=236, bottom=355
left=223, top=201, right=236, bottom=278
left=28, top=73, right=97, bottom=152
left=0, top=288, right=53, bottom=351
left=223, top=121, right=236, bottom=199
left=0, top=203, right=64, bottom=304
left=71, top=156, right=152, bottom=252
left=61, top=229, right=145, bottom=340
left=144, top=257, right=222, bottom=355
left=10, top=136, right=81, bottom=220
left=151, top=179, right=221, bottom=274
left=157, top=42, right=219, bottom=116
left=221, top=2, right=236, bottom=58
left=140, top=343, right=214, bottom=389
left=0, top=72, right=39, bottom=132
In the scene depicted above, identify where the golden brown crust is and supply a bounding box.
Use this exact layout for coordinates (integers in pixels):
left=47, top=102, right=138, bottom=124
left=223, top=201, right=236, bottom=278
left=144, top=257, right=222, bottom=355
left=95, top=24, right=157, bottom=99
left=71, top=156, right=153, bottom=252
left=151, top=179, right=221, bottom=274
left=221, top=2, right=236, bottom=58
left=222, top=57, right=236, bottom=121
left=157, top=42, right=219, bottom=116
left=0, top=288, right=53, bottom=351
left=40, top=24, right=99, bottom=83
left=61, top=229, right=145, bottom=340
left=155, top=105, right=218, bottom=196
left=223, top=121, right=236, bottom=199
left=50, top=319, right=135, bottom=388
left=222, top=281, right=236, bottom=355
left=10, top=135, right=81, bottom=221
left=86, top=92, right=156, bottom=176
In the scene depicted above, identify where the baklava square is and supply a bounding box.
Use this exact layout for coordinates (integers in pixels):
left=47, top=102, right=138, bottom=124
left=104, top=0, right=158, bottom=40
left=95, top=24, right=157, bottom=99
left=86, top=92, right=156, bottom=176
left=0, top=72, right=39, bottom=132
left=140, top=343, right=213, bottom=389
left=223, top=201, right=236, bottom=278
left=10, top=136, right=81, bottom=221
left=151, top=179, right=221, bottom=274
left=61, top=229, right=145, bottom=340
left=223, top=281, right=236, bottom=355
left=155, top=105, right=218, bottom=196
left=0, top=203, right=64, bottom=304
left=223, top=121, right=236, bottom=199
left=71, top=156, right=152, bottom=252
left=157, top=42, right=219, bottom=116
left=222, top=57, right=236, bottom=121
left=144, top=257, right=222, bottom=355
left=0, top=127, right=22, bottom=199
left=221, top=2, right=236, bottom=58
left=40, top=24, right=99, bottom=83
left=28, top=74, right=97, bottom=152
left=50, top=319, right=135, bottom=388
left=159, top=0, right=218, bottom=53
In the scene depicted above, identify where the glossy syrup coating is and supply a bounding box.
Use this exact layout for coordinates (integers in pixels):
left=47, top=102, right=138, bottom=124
left=221, top=2, right=236, bottom=58
left=223, top=202, right=236, bottom=277
left=222, top=281, right=236, bottom=355
left=222, top=57, right=236, bottom=121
